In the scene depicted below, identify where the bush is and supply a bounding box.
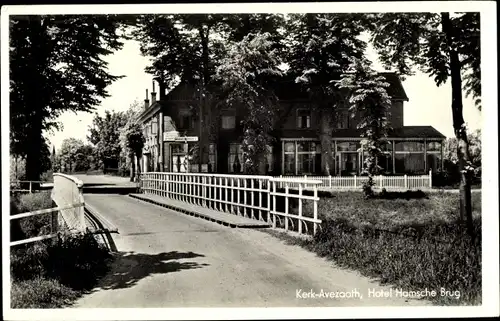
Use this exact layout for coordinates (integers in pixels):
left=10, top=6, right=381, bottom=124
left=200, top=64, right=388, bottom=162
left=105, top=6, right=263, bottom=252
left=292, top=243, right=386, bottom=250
left=11, top=277, right=79, bottom=309
left=11, top=233, right=111, bottom=289
left=10, top=192, right=54, bottom=241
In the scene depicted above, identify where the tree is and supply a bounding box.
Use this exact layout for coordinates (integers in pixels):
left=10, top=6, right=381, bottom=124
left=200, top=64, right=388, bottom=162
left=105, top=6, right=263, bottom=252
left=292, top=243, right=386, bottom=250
left=336, top=58, right=393, bottom=197
left=122, top=122, right=146, bottom=181
left=131, top=14, right=287, bottom=172
left=88, top=110, right=128, bottom=171
left=285, top=13, right=370, bottom=175
left=9, top=15, right=125, bottom=181
left=369, top=12, right=480, bottom=234
left=119, top=100, right=143, bottom=181
left=59, top=138, right=94, bottom=173
left=216, top=33, right=284, bottom=174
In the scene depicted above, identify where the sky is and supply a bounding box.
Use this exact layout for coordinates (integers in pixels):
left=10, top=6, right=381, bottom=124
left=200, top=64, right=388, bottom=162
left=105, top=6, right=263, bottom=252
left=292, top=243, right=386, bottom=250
left=45, top=37, right=482, bottom=151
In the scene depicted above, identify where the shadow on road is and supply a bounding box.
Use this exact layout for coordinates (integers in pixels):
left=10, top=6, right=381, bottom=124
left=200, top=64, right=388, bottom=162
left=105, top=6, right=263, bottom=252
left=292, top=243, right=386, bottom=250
left=94, top=251, right=209, bottom=291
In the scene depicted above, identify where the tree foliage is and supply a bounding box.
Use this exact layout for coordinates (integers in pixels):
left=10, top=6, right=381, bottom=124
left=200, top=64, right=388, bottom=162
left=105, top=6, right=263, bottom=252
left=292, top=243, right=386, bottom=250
left=88, top=110, right=128, bottom=170
left=58, top=138, right=95, bottom=173
left=216, top=32, right=284, bottom=174
left=285, top=13, right=370, bottom=175
left=9, top=15, right=125, bottom=180
left=119, top=101, right=144, bottom=180
left=337, top=58, right=393, bottom=197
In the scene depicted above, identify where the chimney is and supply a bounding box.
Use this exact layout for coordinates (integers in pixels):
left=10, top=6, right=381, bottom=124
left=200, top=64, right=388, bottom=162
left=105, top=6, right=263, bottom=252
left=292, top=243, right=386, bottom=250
left=144, top=89, right=150, bottom=109
left=151, top=80, right=157, bottom=103
left=159, top=80, right=166, bottom=101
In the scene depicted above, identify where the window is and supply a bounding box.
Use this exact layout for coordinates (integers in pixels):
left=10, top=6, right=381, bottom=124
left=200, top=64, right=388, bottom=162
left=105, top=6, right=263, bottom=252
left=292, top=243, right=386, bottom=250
left=228, top=144, right=244, bottom=173
left=395, top=141, right=424, bottom=152
left=208, top=144, right=217, bottom=172
left=283, top=140, right=321, bottom=175
left=427, top=141, right=442, bottom=152
left=336, top=110, right=349, bottom=129
left=336, top=142, right=358, bottom=152
left=394, top=141, right=426, bottom=174
left=178, top=109, right=192, bottom=130
left=221, top=115, right=236, bottom=129
left=284, top=154, right=295, bottom=175
left=151, top=117, right=158, bottom=135
left=297, top=109, right=311, bottom=129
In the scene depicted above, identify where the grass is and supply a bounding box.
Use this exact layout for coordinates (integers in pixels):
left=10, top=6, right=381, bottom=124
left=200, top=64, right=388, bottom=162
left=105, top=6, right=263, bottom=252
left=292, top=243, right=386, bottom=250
left=269, top=190, right=482, bottom=306
left=10, top=192, right=112, bottom=308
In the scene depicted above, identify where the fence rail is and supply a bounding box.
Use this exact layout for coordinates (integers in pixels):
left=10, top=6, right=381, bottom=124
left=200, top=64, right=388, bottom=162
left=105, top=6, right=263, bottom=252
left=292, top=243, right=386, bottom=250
left=9, top=173, right=86, bottom=247
left=10, top=180, right=48, bottom=193
left=140, top=172, right=322, bottom=235
left=273, top=170, right=432, bottom=190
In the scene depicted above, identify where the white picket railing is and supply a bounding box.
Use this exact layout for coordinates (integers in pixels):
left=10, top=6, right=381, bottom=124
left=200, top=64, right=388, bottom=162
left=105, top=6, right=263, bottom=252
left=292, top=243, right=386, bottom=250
left=139, top=172, right=322, bottom=235
left=52, top=173, right=86, bottom=232
left=274, top=170, right=432, bottom=191
left=9, top=174, right=86, bottom=247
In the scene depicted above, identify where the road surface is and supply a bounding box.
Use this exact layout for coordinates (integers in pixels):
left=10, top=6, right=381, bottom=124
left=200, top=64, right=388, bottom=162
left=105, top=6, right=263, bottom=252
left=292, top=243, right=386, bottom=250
left=73, top=191, right=430, bottom=308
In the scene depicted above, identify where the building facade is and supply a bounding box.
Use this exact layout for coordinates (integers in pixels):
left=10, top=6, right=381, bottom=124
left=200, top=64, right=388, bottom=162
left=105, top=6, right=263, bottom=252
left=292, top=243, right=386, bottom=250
left=138, top=73, right=446, bottom=176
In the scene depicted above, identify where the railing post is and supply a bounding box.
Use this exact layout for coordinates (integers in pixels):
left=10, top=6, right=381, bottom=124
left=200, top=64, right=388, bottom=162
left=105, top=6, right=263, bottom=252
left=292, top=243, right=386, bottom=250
left=329, top=175, right=332, bottom=188
left=354, top=175, right=357, bottom=188
left=250, top=179, right=255, bottom=219
left=379, top=175, right=383, bottom=189
left=243, top=178, right=247, bottom=218
left=258, top=179, right=263, bottom=221
left=298, top=182, right=303, bottom=234
left=225, top=177, right=229, bottom=213
left=285, top=184, right=289, bottom=231
left=429, top=169, right=432, bottom=188
left=313, top=182, right=318, bottom=235
left=273, top=180, right=277, bottom=228
left=29, top=181, right=32, bottom=194
left=404, top=174, right=408, bottom=189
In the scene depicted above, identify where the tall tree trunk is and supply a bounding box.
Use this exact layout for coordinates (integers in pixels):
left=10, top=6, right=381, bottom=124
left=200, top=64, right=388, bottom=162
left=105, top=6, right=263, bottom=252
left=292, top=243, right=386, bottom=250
left=130, top=152, right=136, bottom=182
left=198, top=27, right=211, bottom=172
left=25, top=114, right=43, bottom=184
left=319, top=108, right=334, bottom=176
left=442, top=13, right=473, bottom=237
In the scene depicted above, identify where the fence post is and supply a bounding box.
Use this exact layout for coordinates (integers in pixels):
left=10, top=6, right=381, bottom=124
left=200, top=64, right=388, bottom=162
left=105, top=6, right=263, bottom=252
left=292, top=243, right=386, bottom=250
left=313, top=183, right=318, bottom=235
left=379, top=175, right=383, bottom=189
left=404, top=174, right=408, bottom=189
left=272, top=180, right=277, bottom=228
left=298, top=182, right=303, bottom=234
left=429, top=169, right=432, bottom=188
left=329, top=175, right=332, bottom=188
left=354, top=175, right=357, bottom=188
left=29, top=181, right=32, bottom=194
left=285, top=184, right=289, bottom=231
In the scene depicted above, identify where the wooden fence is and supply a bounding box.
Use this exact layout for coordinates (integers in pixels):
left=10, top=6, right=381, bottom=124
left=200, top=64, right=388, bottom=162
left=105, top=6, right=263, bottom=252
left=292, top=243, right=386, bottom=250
left=273, top=170, right=432, bottom=191
left=9, top=174, right=86, bottom=247
left=139, top=172, right=322, bottom=235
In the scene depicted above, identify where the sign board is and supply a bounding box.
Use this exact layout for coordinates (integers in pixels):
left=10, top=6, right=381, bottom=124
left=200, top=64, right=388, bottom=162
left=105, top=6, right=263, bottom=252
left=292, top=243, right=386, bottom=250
left=163, top=132, right=198, bottom=143
left=173, top=136, right=198, bottom=143
left=163, top=131, right=179, bottom=141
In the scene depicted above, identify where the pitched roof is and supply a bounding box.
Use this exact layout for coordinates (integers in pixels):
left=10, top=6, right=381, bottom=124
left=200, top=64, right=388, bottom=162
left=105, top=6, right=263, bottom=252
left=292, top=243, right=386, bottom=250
left=331, top=126, right=445, bottom=139
left=161, top=72, right=409, bottom=102
left=281, top=126, right=445, bottom=140
left=378, top=72, right=409, bottom=101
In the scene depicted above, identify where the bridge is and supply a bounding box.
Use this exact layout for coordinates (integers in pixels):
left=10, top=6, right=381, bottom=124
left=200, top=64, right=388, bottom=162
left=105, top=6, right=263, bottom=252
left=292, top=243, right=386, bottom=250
left=12, top=173, right=430, bottom=307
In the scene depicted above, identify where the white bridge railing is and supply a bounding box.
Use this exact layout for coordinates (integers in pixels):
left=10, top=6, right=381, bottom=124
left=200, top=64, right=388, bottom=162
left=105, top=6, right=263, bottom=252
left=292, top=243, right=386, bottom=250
left=274, top=170, right=432, bottom=190
left=140, top=173, right=322, bottom=235
left=9, top=173, right=85, bottom=247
